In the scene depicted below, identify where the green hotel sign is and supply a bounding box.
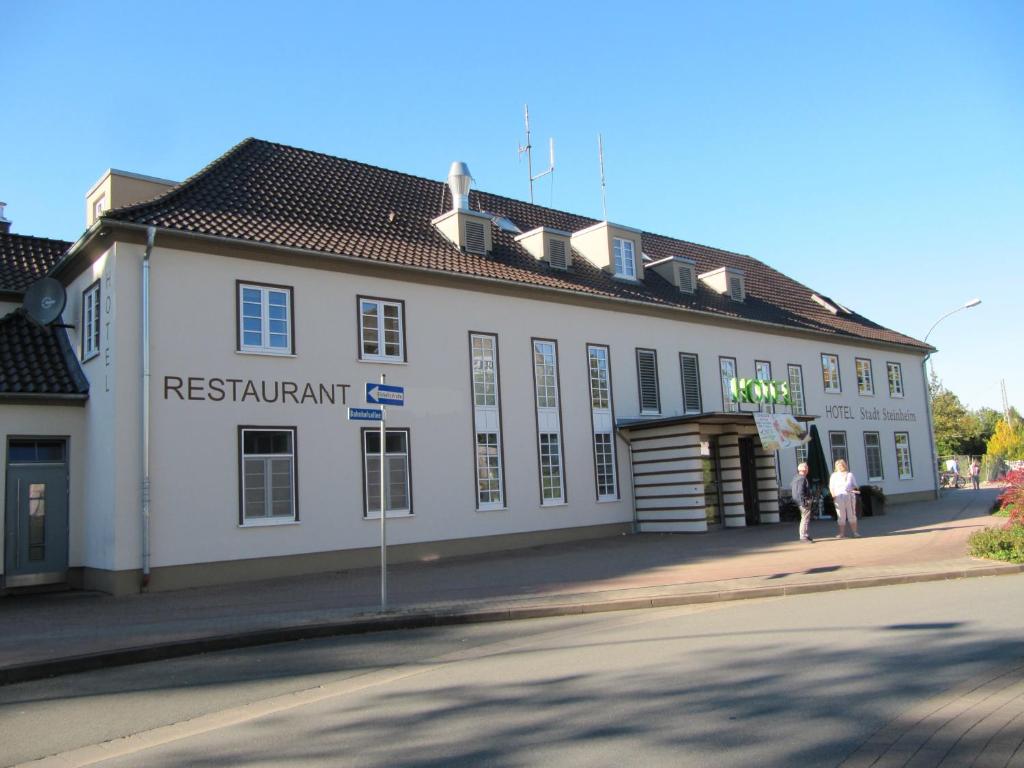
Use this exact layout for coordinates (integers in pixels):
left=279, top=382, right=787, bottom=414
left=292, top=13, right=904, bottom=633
left=729, top=377, right=793, bottom=406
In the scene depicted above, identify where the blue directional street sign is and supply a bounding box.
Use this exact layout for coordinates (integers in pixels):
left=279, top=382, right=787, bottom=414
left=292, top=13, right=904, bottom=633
left=347, top=407, right=383, bottom=421
left=365, top=382, right=405, bottom=406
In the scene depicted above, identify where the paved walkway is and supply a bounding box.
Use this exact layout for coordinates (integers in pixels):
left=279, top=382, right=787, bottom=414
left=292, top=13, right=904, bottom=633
left=1, top=486, right=1020, bottom=686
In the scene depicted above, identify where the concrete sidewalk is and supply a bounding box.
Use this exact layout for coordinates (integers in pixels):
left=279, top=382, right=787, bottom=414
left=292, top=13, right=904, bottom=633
left=2, top=486, right=1020, bottom=685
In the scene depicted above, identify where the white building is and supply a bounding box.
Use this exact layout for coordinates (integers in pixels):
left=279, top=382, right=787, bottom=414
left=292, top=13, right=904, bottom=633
left=0, top=141, right=934, bottom=594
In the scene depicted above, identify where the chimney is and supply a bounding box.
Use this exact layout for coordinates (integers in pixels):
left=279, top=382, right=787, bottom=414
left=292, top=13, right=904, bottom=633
left=0, top=202, right=10, bottom=234
left=432, top=161, right=492, bottom=256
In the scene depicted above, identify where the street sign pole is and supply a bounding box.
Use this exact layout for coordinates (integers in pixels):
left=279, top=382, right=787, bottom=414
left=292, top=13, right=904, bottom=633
left=379, top=373, right=387, bottom=611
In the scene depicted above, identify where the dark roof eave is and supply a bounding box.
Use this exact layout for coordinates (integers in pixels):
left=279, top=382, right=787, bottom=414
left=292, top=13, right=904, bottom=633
left=0, top=393, right=88, bottom=406
left=74, top=220, right=934, bottom=356
left=617, top=411, right=819, bottom=432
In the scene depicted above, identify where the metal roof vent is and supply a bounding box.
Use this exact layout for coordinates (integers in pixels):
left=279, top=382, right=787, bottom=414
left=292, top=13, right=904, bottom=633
left=0, top=202, right=10, bottom=234
left=447, top=162, right=473, bottom=211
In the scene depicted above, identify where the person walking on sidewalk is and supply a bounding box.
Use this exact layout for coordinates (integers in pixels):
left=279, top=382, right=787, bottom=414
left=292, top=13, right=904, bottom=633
left=791, top=462, right=814, bottom=542
left=829, top=458, right=861, bottom=538
left=970, top=459, right=981, bottom=490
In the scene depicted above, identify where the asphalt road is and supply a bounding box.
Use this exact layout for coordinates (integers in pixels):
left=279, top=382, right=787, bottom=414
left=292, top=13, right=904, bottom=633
left=3, top=574, right=1023, bottom=767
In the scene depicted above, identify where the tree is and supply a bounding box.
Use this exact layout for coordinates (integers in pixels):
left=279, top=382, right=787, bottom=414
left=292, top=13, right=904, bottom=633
left=930, top=377, right=975, bottom=456
left=987, top=417, right=1024, bottom=460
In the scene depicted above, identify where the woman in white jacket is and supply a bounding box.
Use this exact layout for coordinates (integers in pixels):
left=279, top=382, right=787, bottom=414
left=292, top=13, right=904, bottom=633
left=829, top=458, right=861, bottom=538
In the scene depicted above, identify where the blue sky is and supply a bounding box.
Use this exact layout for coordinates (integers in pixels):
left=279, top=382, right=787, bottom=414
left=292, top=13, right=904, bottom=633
left=2, top=1, right=1021, bottom=411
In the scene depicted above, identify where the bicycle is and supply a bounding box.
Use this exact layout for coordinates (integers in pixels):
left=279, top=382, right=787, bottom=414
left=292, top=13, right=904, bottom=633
left=939, top=471, right=966, bottom=489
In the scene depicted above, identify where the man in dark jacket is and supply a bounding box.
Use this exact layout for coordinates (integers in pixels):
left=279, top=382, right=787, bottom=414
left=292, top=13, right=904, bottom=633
left=791, top=462, right=814, bottom=542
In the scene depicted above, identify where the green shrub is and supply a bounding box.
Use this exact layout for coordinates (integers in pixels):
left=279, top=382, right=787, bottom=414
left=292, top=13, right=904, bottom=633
left=969, top=525, right=1024, bottom=563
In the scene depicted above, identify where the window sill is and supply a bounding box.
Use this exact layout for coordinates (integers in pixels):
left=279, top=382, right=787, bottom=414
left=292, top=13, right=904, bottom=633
left=236, top=350, right=296, bottom=358
left=541, top=501, right=568, bottom=508
left=611, top=275, right=641, bottom=284
left=359, top=357, right=407, bottom=365
left=364, top=512, right=415, bottom=520
left=239, top=518, right=300, bottom=528
left=476, top=506, right=508, bottom=513
left=82, top=352, right=100, bottom=364
left=597, top=497, right=620, bottom=503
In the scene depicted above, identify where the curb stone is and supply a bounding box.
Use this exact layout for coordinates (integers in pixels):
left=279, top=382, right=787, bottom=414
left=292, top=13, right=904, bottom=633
left=3, top=561, right=1021, bottom=687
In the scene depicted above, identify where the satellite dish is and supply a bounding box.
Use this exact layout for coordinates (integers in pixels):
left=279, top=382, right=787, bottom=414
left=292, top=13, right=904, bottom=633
left=23, top=277, right=67, bottom=326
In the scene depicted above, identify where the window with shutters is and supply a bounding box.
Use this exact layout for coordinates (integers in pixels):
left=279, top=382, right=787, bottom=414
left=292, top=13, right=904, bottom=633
left=895, top=432, right=913, bottom=479
left=829, top=431, right=848, bottom=467
left=358, top=297, right=405, bottom=362
left=613, top=237, right=636, bottom=279
left=239, top=428, right=297, bottom=525
left=856, top=358, right=874, bottom=396
left=821, top=353, right=841, bottom=393
left=548, top=238, right=568, bottom=269
left=755, top=360, right=773, bottom=413
left=533, top=339, right=565, bottom=504
left=679, top=352, right=702, bottom=414
left=728, top=275, right=745, bottom=302
left=588, top=344, right=618, bottom=501
left=363, top=428, right=411, bottom=516
left=863, top=431, right=883, bottom=481
left=787, top=364, right=806, bottom=415
left=470, top=333, right=504, bottom=509
left=465, top=219, right=487, bottom=254
left=678, top=263, right=696, bottom=294
left=720, top=357, right=738, bottom=412
left=887, top=362, right=904, bottom=398
left=636, top=348, right=660, bottom=414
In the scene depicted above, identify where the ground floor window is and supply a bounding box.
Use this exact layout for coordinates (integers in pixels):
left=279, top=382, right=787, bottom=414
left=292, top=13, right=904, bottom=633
left=794, top=443, right=809, bottom=467
left=863, top=431, right=884, bottom=481
left=895, top=432, right=913, bottom=479
left=829, top=431, right=848, bottom=467
left=363, top=429, right=411, bottom=516
left=475, top=432, right=503, bottom=508
left=593, top=433, right=616, bottom=499
left=539, top=432, right=564, bottom=503
left=239, top=428, right=296, bottom=524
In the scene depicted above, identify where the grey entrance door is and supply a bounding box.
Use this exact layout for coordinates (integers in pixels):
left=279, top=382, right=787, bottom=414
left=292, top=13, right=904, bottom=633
left=4, top=440, right=69, bottom=588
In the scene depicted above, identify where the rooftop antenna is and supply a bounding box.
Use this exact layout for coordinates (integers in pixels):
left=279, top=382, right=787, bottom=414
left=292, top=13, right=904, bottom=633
left=598, top=133, right=608, bottom=220
left=517, top=104, right=554, bottom=204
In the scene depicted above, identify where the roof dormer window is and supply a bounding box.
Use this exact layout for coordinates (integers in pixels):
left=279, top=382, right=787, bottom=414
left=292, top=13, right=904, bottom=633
left=699, top=266, right=745, bottom=302
left=613, top=237, right=636, bottom=279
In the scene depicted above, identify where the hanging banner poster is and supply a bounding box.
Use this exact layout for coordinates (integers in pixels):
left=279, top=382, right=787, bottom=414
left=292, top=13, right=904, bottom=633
left=753, top=413, right=810, bottom=452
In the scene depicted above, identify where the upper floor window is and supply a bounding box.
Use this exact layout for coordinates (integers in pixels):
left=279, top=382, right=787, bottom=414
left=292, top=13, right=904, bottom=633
left=471, top=333, right=498, bottom=407
left=755, top=360, right=772, bottom=412
left=359, top=297, right=404, bottom=362
left=787, top=364, right=806, bottom=415
left=533, top=340, right=560, bottom=409
left=856, top=358, right=874, bottom=396
left=239, top=282, right=293, bottom=355
left=821, top=353, right=841, bottom=393
left=82, top=280, right=101, bottom=361
left=588, top=345, right=611, bottom=411
left=887, top=362, right=904, bottom=398
left=720, top=357, right=738, bottom=412
left=636, top=348, right=660, bottom=414
left=612, top=237, right=636, bottom=279
left=679, top=353, right=702, bottom=414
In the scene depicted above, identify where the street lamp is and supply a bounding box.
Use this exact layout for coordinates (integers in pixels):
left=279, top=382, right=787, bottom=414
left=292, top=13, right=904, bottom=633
left=922, top=298, right=982, bottom=497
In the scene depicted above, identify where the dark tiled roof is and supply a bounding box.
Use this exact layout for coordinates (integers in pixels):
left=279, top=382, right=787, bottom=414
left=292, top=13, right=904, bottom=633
left=0, top=233, right=71, bottom=293
left=105, top=138, right=928, bottom=351
left=0, top=309, right=89, bottom=398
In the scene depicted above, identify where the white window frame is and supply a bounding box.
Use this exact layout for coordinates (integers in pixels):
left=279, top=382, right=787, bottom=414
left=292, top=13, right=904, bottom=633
left=887, top=362, right=905, bottom=398
left=755, top=360, right=773, bottom=413
left=863, top=431, right=884, bottom=481
left=795, top=443, right=809, bottom=467
left=720, top=357, right=738, bottom=413
left=470, top=333, right=504, bottom=510
left=588, top=344, right=618, bottom=501
left=787, top=364, right=806, bottom=416
left=680, top=352, right=702, bottom=414
left=533, top=339, right=565, bottom=505
left=821, top=353, right=841, bottom=394
left=612, top=237, right=636, bottom=280
left=239, top=427, right=297, bottom=526
left=895, top=432, right=913, bottom=479
left=856, top=358, right=875, bottom=396
left=362, top=428, right=412, bottom=517
left=829, top=430, right=848, bottom=467
left=82, top=280, right=101, bottom=361
left=358, top=296, right=405, bottom=363
left=238, top=282, right=293, bottom=355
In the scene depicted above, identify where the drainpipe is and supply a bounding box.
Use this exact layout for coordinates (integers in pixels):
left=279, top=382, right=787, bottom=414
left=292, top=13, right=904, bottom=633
left=141, top=226, right=156, bottom=590
left=921, top=355, right=939, bottom=501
